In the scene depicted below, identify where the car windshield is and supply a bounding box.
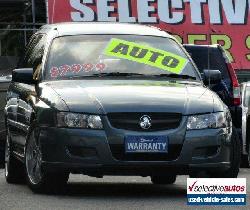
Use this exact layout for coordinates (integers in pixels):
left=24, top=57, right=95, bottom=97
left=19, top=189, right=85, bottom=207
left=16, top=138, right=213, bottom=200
left=45, top=35, right=200, bottom=80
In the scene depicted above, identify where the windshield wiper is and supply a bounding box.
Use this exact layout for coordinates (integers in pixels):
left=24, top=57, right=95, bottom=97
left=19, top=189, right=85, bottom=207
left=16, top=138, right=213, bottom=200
left=92, top=72, right=197, bottom=80
left=67, top=72, right=197, bottom=80
left=66, top=72, right=145, bottom=80
left=92, top=72, right=146, bottom=77
left=151, top=73, right=197, bottom=80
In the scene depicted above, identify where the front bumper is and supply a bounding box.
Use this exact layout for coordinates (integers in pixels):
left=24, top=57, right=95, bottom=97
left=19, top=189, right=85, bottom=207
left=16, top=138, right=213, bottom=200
left=39, top=119, right=231, bottom=176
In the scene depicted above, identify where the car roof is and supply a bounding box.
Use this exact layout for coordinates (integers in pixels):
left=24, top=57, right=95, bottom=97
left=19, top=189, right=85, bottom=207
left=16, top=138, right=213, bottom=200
left=39, top=22, right=173, bottom=39
left=242, top=82, right=250, bottom=87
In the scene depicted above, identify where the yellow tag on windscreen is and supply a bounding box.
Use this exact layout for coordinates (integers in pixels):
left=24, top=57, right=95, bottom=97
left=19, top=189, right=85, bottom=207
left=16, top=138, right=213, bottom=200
left=104, top=38, right=188, bottom=74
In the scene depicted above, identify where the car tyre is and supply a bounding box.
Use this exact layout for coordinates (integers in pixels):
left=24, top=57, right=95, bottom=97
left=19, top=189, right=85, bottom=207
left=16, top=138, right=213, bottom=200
left=5, top=133, right=25, bottom=184
left=151, top=174, right=176, bottom=185
left=241, top=145, right=250, bottom=168
left=25, top=129, right=69, bottom=194
left=209, top=126, right=240, bottom=178
left=0, top=142, right=5, bottom=169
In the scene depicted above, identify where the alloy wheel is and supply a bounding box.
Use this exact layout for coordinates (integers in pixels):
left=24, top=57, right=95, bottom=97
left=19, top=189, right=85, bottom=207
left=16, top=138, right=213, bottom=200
left=25, top=132, right=42, bottom=185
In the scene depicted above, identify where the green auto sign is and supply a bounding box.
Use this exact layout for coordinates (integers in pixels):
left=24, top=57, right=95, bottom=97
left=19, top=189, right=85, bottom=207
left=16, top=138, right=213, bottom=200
left=104, top=38, right=188, bottom=74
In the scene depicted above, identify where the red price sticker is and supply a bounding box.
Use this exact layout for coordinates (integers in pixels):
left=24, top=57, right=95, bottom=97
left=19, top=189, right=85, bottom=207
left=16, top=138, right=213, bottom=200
left=71, top=64, right=82, bottom=73
left=50, top=63, right=106, bottom=78
left=96, top=63, right=106, bottom=72
left=50, top=67, right=60, bottom=78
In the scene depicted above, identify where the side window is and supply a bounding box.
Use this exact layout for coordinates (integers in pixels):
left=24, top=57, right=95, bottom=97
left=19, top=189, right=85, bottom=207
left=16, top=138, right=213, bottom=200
left=24, top=35, right=42, bottom=68
left=22, top=34, right=47, bottom=79
left=17, top=35, right=37, bottom=68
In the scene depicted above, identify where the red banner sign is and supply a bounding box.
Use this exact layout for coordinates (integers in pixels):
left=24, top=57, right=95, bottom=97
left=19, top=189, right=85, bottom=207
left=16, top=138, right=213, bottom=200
left=48, top=0, right=250, bottom=70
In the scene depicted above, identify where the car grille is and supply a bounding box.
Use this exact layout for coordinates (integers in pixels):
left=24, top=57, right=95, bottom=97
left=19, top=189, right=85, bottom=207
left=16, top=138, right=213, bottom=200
left=109, top=144, right=182, bottom=161
left=107, top=112, right=182, bottom=131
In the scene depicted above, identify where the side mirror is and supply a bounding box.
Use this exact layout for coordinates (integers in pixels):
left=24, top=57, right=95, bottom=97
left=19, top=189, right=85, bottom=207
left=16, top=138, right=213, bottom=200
left=203, top=69, right=222, bottom=85
left=12, top=68, right=36, bottom=84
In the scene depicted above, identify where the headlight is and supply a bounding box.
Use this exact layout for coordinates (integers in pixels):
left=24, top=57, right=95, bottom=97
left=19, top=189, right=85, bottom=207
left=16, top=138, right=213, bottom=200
left=57, top=112, right=103, bottom=129
left=187, top=112, right=231, bottom=130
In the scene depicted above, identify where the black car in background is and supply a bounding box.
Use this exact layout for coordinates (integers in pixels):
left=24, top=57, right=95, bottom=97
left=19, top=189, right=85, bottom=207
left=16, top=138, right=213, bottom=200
left=184, top=44, right=243, bottom=160
left=0, top=57, right=18, bottom=167
left=0, top=75, right=12, bottom=167
left=3, top=23, right=240, bottom=193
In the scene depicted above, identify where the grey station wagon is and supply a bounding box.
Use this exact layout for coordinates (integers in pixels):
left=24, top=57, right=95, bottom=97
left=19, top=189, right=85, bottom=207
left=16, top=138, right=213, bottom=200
left=3, top=23, right=240, bottom=193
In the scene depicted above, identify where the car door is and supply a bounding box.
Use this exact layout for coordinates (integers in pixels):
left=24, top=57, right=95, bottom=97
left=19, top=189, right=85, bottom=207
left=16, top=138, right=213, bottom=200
left=242, top=84, right=250, bottom=153
left=241, top=84, right=247, bottom=153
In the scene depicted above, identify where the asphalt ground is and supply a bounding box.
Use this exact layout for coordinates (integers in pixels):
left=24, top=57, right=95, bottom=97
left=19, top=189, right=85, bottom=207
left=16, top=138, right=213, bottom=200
left=0, top=168, right=249, bottom=210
